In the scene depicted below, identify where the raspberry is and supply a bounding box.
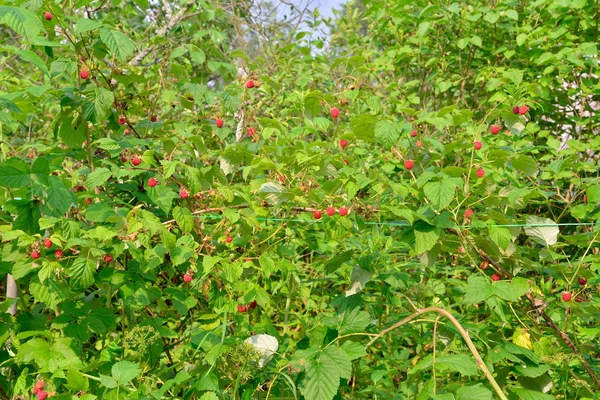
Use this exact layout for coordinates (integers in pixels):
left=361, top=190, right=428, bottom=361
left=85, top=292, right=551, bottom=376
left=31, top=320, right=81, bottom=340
left=131, top=157, right=141, bottom=166
left=44, top=239, right=52, bottom=248
left=410, top=129, right=418, bottom=137
left=313, top=210, right=322, bottom=220
left=216, top=119, right=224, bottom=128
left=404, top=160, right=414, bottom=170
left=518, top=105, right=529, bottom=115
left=491, top=273, right=500, bottom=281
left=340, top=139, right=348, bottom=148
left=476, top=168, right=485, bottom=178
left=474, top=141, right=482, bottom=150
left=44, top=12, right=52, bottom=21
left=490, top=125, right=500, bottom=135
left=330, top=107, right=340, bottom=118
left=148, top=177, right=159, bottom=187
left=326, top=206, right=335, bottom=216
left=562, top=292, right=571, bottom=302
left=464, top=209, right=474, bottom=219
left=179, top=189, right=189, bottom=199
left=183, top=273, right=193, bottom=283
left=80, top=69, right=89, bottom=80
left=245, top=80, right=255, bottom=89
left=338, top=207, right=349, bottom=216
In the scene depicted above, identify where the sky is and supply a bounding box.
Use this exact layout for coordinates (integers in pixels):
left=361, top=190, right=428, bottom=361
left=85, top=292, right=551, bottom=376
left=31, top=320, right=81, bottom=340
left=309, top=0, right=347, bottom=18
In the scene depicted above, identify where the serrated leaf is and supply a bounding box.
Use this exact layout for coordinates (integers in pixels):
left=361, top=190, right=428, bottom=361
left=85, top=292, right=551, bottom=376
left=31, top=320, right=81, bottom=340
left=322, top=346, right=352, bottom=380
left=302, top=357, right=339, bottom=400
left=338, top=307, right=370, bottom=335
left=341, top=341, right=366, bottom=360
left=86, top=168, right=112, bottom=188
left=0, top=157, right=31, bottom=188
left=435, top=354, right=478, bottom=376
left=59, top=115, right=86, bottom=148
left=456, top=384, right=492, bottom=400
left=345, top=266, right=371, bottom=296
left=509, top=388, right=554, bottom=400
left=69, top=258, right=96, bottom=289
left=15, top=49, right=48, bottom=76
left=424, top=180, right=457, bottom=210
left=112, top=360, right=140, bottom=385
left=374, top=120, right=400, bottom=149
left=44, top=176, right=77, bottom=216
left=100, top=28, right=135, bottom=60
left=464, top=275, right=492, bottom=303
left=0, top=6, right=45, bottom=42
left=173, top=206, right=193, bottom=233
left=413, top=222, right=441, bottom=254
left=74, top=17, right=103, bottom=34
left=83, top=87, right=114, bottom=123
left=350, top=114, right=378, bottom=142
left=524, top=216, right=559, bottom=246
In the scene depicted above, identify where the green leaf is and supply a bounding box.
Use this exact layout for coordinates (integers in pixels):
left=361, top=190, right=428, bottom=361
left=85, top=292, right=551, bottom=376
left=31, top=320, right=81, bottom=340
left=413, top=222, right=441, bottom=254
left=375, top=120, right=400, bottom=149
left=100, top=28, right=135, bottom=60
left=74, top=17, right=104, bottom=34
left=509, top=388, right=554, bottom=400
left=259, top=254, right=277, bottom=275
left=350, top=114, right=378, bottom=142
left=44, top=177, right=77, bottom=216
left=489, top=225, right=512, bottom=250
left=83, top=87, right=114, bottom=123
left=100, top=375, right=118, bottom=388
left=504, top=9, right=519, bottom=20
left=15, top=49, right=48, bottom=76
left=69, top=258, right=96, bottom=289
left=86, top=167, right=112, bottom=188
left=322, top=346, right=352, bottom=380
left=173, top=206, right=194, bottom=233
left=302, top=357, right=339, bottom=400
left=423, top=180, right=457, bottom=210
left=59, top=115, right=86, bottom=148
left=524, top=216, right=559, bottom=246
left=464, top=275, right=492, bottom=303
left=0, top=157, right=31, bottom=188
left=435, top=354, right=478, bottom=376
left=456, top=384, right=492, bottom=400
left=112, top=360, right=140, bottom=385
left=512, top=155, right=538, bottom=176
left=338, top=307, right=370, bottom=335
left=31, top=157, right=49, bottom=185
left=586, top=185, right=600, bottom=203
left=0, top=6, right=45, bottom=42
left=4, top=199, right=41, bottom=235
left=340, top=341, right=366, bottom=360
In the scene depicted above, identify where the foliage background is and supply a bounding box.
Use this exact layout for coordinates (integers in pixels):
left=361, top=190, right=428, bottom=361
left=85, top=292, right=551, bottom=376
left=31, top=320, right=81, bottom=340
left=0, top=0, right=599, bottom=399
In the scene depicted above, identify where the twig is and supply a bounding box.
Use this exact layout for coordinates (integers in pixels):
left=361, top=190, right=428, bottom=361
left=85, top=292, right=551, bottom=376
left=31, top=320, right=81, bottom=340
left=130, top=1, right=197, bottom=66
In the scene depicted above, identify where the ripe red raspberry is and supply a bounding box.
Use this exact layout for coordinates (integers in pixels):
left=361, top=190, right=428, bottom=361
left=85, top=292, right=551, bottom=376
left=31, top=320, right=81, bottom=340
left=225, top=236, right=233, bottom=243
left=118, top=116, right=126, bottom=125
left=44, top=239, right=52, bottom=248
left=245, top=80, right=255, bottom=89
left=578, top=277, right=587, bottom=285
left=313, top=210, right=322, bottom=220
left=562, top=291, right=571, bottom=302
left=148, top=177, right=159, bottom=187
left=37, top=390, right=48, bottom=400
left=104, top=255, right=113, bottom=263
left=330, top=107, right=340, bottom=118
left=238, top=304, right=248, bottom=313
left=85, top=198, right=92, bottom=204
left=416, top=140, right=423, bottom=148
left=183, top=273, right=193, bottom=283
left=216, top=119, right=224, bottom=128
left=338, top=207, right=349, bottom=216
left=131, top=157, right=141, bottom=166
left=340, top=139, right=348, bottom=148
left=518, top=105, right=529, bottom=115
left=490, top=125, right=500, bottom=135
left=32, top=250, right=40, bottom=259
left=249, top=300, right=257, bottom=309
left=54, top=249, right=63, bottom=258
left=404, top=160, right=414, bottom=170
left=247, top=127, right=256, bottom=136
left=33, top=381, right=44, bottom=394
left=44, top=12, right=52, bottom=21
left=491, top=273, right=500, bottom=281
left=474, top=141, right=482, bottom=150
left=464, top=209, right=474, bottom=219
left=326, top=206, right=335, bottom=216
left=150, top=115, right=157, bottom=122
left=80, top=69, right=89, bottom=80
left=410, top=129, right=418, bottom=137
left=476, top=168, right=485, bottom=178
left=179, top=189, right=189, bottom=199
left=512, top=106, right=520, bottom=115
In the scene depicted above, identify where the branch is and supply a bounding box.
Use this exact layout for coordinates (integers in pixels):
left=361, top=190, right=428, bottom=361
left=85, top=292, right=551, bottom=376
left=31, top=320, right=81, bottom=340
left=367, top=307, right=508, bottom=400
left=130, top=1, right=197, bottom=66
left=476, top=250, right=600, bottom=392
